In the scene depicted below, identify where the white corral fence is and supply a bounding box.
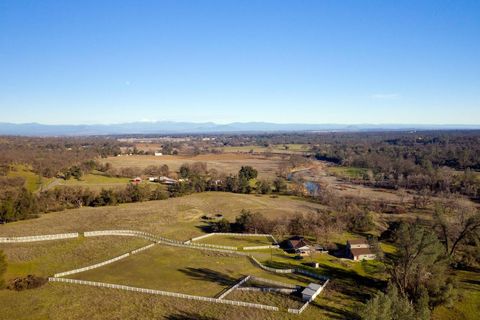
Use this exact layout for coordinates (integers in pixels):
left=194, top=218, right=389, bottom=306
left=243, top=245, right=279, bottom=251
left=48, top=277, right=279, bottom=312
left=287, top=279, right=330, bottom=314
left=0, top=233, right=79, bottom=243
left=186, top=232, right=278, bottom=245
left=249, top=276, right=298, bottom=289
left=237, top=287, right=297, bottom=294
left=54, top=243, right=157, bottom=278
left=217, top=275, right=251, bottom=300
left=248, top=256, right=294, bottom=274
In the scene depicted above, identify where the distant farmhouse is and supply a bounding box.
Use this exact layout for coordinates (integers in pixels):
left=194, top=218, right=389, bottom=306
left=346, top=239, right=376, bottom=261
left=286, top=236, right=311, bottom=255
left=154, top=152, right=163, bottom=156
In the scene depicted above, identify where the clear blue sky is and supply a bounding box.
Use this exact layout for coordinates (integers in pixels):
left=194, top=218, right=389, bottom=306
left=0, top=0, right=479, bottom=125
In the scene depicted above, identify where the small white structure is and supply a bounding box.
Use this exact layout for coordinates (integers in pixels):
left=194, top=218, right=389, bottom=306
left=148, top=177, right=158, bottom=182
left=301, top=283, right=323, bottom=301
left=154, top=152, right=163, bottom=156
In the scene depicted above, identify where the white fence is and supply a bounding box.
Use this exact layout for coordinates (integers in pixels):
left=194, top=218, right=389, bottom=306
left=243, top=245, right=279, bottom=251
left=187, top=232, right=278, bottom=245
left=249, top=276, right=298, bottom=289
left=287, top=279, right=330, bottom=314
left=48, top=277, right=279, bottom=312
left=0, top=233, right=79, bottom=243
left=186, top=242, right=238, bottom=251
left=237, top=287, right=297, bottom=294
left=54, top=243, right=157, bottom=278
left=217, top=275, right=251, bottom=300
left=248, top=256, right=294, bottom=274
left=294, top=268, right=329, bottom=281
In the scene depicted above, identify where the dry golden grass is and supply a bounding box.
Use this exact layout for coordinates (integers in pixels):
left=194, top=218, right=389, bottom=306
left=101, top=154, right=287, bottom=178
left=0, top=192, right=325, bottom=241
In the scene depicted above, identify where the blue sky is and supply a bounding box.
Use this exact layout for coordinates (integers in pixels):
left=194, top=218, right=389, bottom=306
left=0, top=0, right=479, bottom=125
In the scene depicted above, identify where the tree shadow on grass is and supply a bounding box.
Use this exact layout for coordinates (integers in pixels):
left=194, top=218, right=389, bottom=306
left=312, top=301, right=360, bottom=320
left=178, top=267, right=239, bottom=287
left=165, top=312, right=218, bottom=320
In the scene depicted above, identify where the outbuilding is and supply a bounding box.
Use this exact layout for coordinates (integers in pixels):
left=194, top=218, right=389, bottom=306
left=301, top=283, right=323, bottom=301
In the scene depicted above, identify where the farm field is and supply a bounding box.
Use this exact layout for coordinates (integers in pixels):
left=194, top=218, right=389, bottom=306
left=0, top=192, right=326, bottom=240
left=101, top=153, right=287, bottom=179
left=194, top=234, right=275, bottom=248
left=214, top=144, right=310, bottom=154
left=55, top=172, right=132, bottom=191
left=70, top=245, right=307, bottom=296
left=0, top=192, right=478, bottom=319
left=0, top=236, right=149, bottom=279
left=6, top=164, right=53, bottom=192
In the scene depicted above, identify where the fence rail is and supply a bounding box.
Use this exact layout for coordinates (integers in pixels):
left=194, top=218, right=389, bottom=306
left=243, top=245, right=279, bottom=251
left=287, top=279, right=330, bottom=314
left=238, top=287, right=297, bottom=294
left=54, top=243, right=157, bottom=278
left=0, top=233, right=79, bottom=243
left=187, top=232, right=277, bottom=245
left=48, top=277, right=279, bottom=311
left=217, top=275, right=251, bottom=300
left=248, top=256, right=294, bottom=274
left=249, top=276, right=298, bottom=289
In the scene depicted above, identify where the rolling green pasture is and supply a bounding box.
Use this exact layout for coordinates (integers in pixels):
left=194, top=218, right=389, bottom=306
left=0, top=236, right=149, bottom=279
left=70, top=245, right=308, bottom=297
left=327, top=166, right=369, bottom=179
left=6, top=164, right=53, bottom=192
left=56, top=172, right=131, bottom=191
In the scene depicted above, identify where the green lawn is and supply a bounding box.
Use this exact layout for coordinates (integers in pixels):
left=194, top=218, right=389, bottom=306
left=69, top=245, right=309, bottom=297
left=327, top=166, right=369, bottom=179
left=0, top=236, right=149, bottom=279
left=7, top=164, right=53, bottom=192
left=57, top=172, right=131, bottom=190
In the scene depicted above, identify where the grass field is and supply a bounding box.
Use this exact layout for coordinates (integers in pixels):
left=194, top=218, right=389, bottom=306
left=70, top=245, right=307, bottom=296
left=0, top=192, right=478, bottom=319
left=215, top=144, right=310, bottom=155
left=326, top=166, right=369, bottom=180
left=56, top=172, right=131, bottom=191
left=7, top=164, right=53, bottom=192
left=0, top=192, right=326, bottom=241
left=195, top=235, right=274, bottom=248
left=0, top=236, right=149, bottom=279
left=101, top=153, right=287, bottom=179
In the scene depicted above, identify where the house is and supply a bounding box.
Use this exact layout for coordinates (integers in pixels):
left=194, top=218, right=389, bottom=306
left=286, top=236, right=311, bottom=255
left=346, top=239, right=376, bottom=261
left=158, top=176, right=177, bottom=185
left=154, top=152, right=163, bottom=156
left=301, top=283, right=323, bottom=301
left=131, top=177, right=142, bottom=184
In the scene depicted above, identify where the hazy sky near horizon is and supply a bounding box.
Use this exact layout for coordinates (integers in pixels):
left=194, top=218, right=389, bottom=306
left=1, top=0, right=479, bottom=125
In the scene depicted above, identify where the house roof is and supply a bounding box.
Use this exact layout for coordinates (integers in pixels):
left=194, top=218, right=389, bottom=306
left=350, top=247, right=375, bottom=256
left=301, top=283, right=322, bottom=296
left=288, top=239, right=309, bottom=249
left=348, top=239, right=369, bottom=245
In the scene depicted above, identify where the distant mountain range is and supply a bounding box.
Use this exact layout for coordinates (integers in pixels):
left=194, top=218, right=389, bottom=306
left=0, top=121, right=479, bottom=136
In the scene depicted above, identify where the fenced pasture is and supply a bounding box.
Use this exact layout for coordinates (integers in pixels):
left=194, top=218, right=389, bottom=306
left=68, top=244, right=307, bottom=297
left=191, top=233, right=276, bottom=250
left=0, top=192, right=326, bottom=241
left=0, top=236, right=150, bottom=279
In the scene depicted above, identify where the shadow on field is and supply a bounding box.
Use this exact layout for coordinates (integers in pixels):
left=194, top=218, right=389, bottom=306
left=311, top=301, right=359, bottom=320
left=165, top=312, right=218, bottom=320
left=178, top=267, right=238, bottom=286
